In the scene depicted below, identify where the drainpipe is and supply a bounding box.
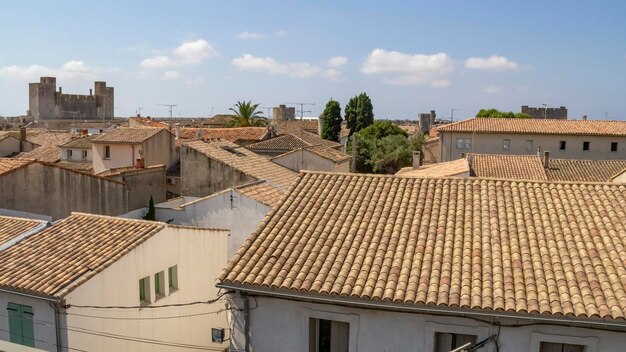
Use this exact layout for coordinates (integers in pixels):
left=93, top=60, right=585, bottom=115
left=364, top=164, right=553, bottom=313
left=243, top=293, right=250, bottom=352
left=51, top=302, right=62, bottom=352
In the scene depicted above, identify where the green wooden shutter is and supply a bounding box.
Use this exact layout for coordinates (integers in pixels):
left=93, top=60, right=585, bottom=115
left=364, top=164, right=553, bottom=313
left=7, top=303, right=34, bottom=347
left=168, top=267, right=173, bottom=288
left=154, top=273, right=160, bottom=295
left=139, top=278, right=146, bottom=301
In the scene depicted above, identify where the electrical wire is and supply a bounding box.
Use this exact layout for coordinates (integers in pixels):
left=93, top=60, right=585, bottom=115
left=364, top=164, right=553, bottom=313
left=63, top=307, right=235, bottom=320
left=65, top=290, right=229, bottom=309
left=0, top=327, right=88, bottom=352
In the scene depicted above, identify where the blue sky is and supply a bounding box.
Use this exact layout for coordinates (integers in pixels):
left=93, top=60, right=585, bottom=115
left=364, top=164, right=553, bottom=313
left=1, top=1, right=624, bottom=120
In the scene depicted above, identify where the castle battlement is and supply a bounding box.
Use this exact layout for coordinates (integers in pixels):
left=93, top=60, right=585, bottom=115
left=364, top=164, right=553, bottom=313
left=28, top=77, right=114, bottom=120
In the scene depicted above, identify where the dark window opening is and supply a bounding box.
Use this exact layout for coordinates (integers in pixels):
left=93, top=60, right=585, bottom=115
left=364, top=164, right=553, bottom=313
left=583, top=141, right=590, bottom=151
left=539, top=341, right=585, bottom=352
left=559, top=141, right=566, bottom=151
left=309, top=318, right=349, bottom=352
left=611, top=142, right=618, bottom=152
left=434, top=332, right=477, bottom=352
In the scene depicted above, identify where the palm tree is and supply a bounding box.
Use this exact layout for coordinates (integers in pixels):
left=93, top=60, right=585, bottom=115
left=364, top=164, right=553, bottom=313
left=226, top=101, right=268, bottom=127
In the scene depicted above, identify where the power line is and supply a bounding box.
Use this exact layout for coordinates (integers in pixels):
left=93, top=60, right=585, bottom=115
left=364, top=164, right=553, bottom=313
left=64, top=307, right=234, bottom=321
left=66, top=291, right=228, bottom=309
left=0, top=327, right=88, bottom=352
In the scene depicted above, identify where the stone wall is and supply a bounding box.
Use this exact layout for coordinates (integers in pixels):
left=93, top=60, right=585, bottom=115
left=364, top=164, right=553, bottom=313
left=521, top=105, right=567, bottom=119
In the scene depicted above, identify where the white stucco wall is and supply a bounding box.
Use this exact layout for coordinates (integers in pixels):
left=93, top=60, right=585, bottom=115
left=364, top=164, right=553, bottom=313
left=226, top=295, right=622, bottom=352
left=154, top=190, right=270, bottom=258
left=59, top=147, right=91, bottom=162
left=61, top=226, right=229, bottom=352
left=0, top=292, right=57, bottom=352
left=92, top=143, right=139, bottom=174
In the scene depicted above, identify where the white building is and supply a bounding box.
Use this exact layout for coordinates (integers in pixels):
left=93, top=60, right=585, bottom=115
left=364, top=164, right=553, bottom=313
left=219, top=171, right=626, bottom=352
left=0, top=212, right=229, bottom=352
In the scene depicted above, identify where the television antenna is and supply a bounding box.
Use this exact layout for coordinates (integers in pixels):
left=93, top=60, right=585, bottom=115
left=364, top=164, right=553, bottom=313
left=286, top=102, right=316, bottom=119
left=158, top=103, right=177, bottom=129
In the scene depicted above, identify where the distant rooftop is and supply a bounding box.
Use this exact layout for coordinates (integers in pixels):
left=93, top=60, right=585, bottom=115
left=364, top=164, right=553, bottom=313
left=436, top=117, right=626, bottom=136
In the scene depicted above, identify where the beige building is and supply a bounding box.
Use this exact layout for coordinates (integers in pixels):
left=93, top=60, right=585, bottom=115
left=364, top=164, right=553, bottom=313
left=271, top=145, right=351, bottom=172
left=91, top=127, right=176, bottom=174
left=58, top=135, right=94, bottom=163
left=437, top=118, right=626, bottom=162
left=0, top=213, right=229, bottom=352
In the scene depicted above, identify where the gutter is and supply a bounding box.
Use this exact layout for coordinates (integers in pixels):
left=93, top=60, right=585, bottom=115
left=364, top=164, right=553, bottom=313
left=218, top=283, right=626, bottom=330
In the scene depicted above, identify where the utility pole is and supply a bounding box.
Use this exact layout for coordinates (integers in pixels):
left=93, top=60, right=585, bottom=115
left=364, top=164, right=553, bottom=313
left=286, top=102, right=316, bottom=119
left=542, top=103, right=547, bottom=119
left=451, top=108, right=459, bottom=122
left=260, top=107, right=273, bottom=119
left=136, top=107, right=143, bottom=117
left=158, top=103, right=177, bottom=130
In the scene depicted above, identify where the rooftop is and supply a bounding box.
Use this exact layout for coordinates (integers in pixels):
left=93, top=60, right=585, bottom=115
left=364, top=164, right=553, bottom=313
left=221, top=172, right=626, bottom=323
left=245, top=134, right=312, bottom=151
left=179, top=127, right=269, bottom=143
left=17, top=131, right=73, bottom=162
left=0, top=215, right=46, bottom=248
left=396, top=158, right=469, bottom=178
left=59, top=135, right=96, bottom=149
left=0, top=158, right=35, bottom=176
left=92, top=127, right=166, bottom=144
left=0, top=213, right=165, bottom=298
left=436, top=117, right=626, bottom=136
left=183, top=140, right=298, bottom=189
left=235, top=181, right=286, bottom=207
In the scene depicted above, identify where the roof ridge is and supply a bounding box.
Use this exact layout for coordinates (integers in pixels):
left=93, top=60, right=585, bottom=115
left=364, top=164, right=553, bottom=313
left=69, top=212, right=168, bottom=227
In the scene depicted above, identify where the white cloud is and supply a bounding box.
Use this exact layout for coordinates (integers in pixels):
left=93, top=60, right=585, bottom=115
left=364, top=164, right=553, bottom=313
left=328, top=56, right=348, bottom=67
left=236, top=31, right=266, bottom=40
left=465, top=55, right=518, bottom=71
left=0, top=60, right=116, bottom=81
left=231, top=54, right=343, bottom=80
left=162, top=71, right=180, bottom=80
left=361, top=49, right=454, bottom=86
left=275, top=30, right=288, bottom=37
left=140, top=39, right=217, bottom=69
left=484, top=84, right=504, bottom=93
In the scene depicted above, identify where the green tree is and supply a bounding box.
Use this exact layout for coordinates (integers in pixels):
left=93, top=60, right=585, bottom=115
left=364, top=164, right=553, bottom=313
left=226, top=101, right=268, bottom=127
left=353, top=121, right=412, bottom=174
left=345, top=92, right=374, bottom=137
left=143, top=196, right=156, bottom=221
left=476, top=108, right=530, bottom=119
left=320, top=99, right=342, bottom=142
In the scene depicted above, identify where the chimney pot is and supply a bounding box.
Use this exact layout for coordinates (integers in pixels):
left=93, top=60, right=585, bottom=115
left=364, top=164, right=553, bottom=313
left=412, top=151, right=422, bottom=169
left=543, top=151, right=550, bottom=168
left=59, top=87, right=62, bottom=94
left=583, top=115, right=587, bottom=120
left=89, top=89, right=92, bottom=96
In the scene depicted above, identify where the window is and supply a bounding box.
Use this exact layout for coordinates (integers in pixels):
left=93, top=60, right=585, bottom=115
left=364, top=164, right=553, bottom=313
left=611, top=142, right=618, bottom=152
left=559, top=141, right=566, bottom=151
left=583, top=141, right=590, bottom=151
left=526, top=140, right=534, bottom=151
left=104, top=145, right=111, bottom=159
left=155, top=271, right=165, bottom=297
left=539, top=342, right=585, bottom=352
left=434, top=332, right=477, bottom=352
left=456, top=138, right=471, bottom=150
left=81, top=150, right=88, bottom=158
left=168, top=265, right=178, bottom=290
left=139, top=277, right=148, bottom=303
left=7, top=303, right=34, bottom=347
left=309, top=318, right=349, bottom=352
left=503, top=139, right=511, bottom=150
left=66, top=149, right=72, bottom=158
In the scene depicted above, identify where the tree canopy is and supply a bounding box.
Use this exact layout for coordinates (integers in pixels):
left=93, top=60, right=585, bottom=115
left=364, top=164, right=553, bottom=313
left=345, top=93, right=374, bottom=136
left=353, top=121, right=422, bottom=174
left=476, top=108, right=530, bottom=119
left=226, top=101, right=268, bottom=127
left=320, top=99, right=342, bottom=142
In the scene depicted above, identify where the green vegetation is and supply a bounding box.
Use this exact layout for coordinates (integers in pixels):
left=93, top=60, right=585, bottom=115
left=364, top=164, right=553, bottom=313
left=345, top=93, right=374, bottom=137
left=226, top=101, right=268, bottom=127
left=476, top=108, right=531, bottom=119
left=320, top=99, right=342, bottom=142
left=143, top=196, right=156, bottom=221
left=353, top=121, right=423, bottom=174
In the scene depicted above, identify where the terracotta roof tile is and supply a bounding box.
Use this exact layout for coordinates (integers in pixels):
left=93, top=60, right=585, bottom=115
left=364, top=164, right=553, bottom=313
left=272, top=120, right=319, bottom=135
left=0, top=158, right=35, bottom=176
left=0, top=215, right=46, bottom=247
left=0, top=213, right=165, bottom=298
left=179, top=127, right=269, bottom=143
left=220, top=172, right=626, bottom=322
left=246, top=134, right=312, bottom=151
left=304, top=145, right=351, bottom=163
left=17, top=132, right=73, bottom=162
left=92, top=127, right=166, bottom=144
left=59, top=135, right=96, bottom=149
left=469, top=154, right=548, bottom=180
left=129, top=117, right=169, bottom=128
left=397, top=159, right=469, bottom=178
left=436, top=117, right=626, bottom=136
left=55, top=161, right=93, bottom=173
left=183, top=140, right=297, bottom=189
left=546, top=159, right=626, bottom=182
left=235, top=181, right=286, bottom=207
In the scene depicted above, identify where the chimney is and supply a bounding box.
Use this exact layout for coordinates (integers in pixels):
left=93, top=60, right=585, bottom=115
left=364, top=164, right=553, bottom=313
left=412, top=151, right=421, bottom=169
left=19, top=127, right=26, bottom=142
left=583, top=115, right=587, bottom=120
left=543, top=151, right=550, bottom=168
left=89, top=88, right=92, bottom=96
left=59, top=87, right=62, bottom=94
left=536, top=146, right=541, bottom=156
left=460, top=152, right=466, bottom=158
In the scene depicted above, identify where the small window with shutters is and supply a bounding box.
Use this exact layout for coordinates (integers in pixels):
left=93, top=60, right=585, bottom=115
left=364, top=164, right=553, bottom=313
left=539, top=342, right=585, bottom=352
left=434, top=332, right=477, bottom=352
left=7, top=303, right=34, bottom=347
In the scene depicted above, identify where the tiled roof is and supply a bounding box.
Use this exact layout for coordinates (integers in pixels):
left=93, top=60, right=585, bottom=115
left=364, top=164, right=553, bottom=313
left=235, top=181, right=286, bottom=207
left=129, top=117, right=169, bottom=128
left=0, top=132, right=18, bottom=142
left=92, top=127, right=166, bottom=144
left=0, top=158, right=35, bottom=176
left=246, top=134, right=312, bottom=151
left=59, top=135, right=96, bottom=149
left=469, top=154, right=548, bottom=180
left=299, top=131, right=342, bottom=149
left=0, top=215, right=46, bottom=247
left=304, top=145, right=351, bottom=163
left=0, top=213, right=165, bottom=298
left=55, top=161, right=93, bottom=173
left=183, top=140, right=297, bottom=189
left=220, top=172, right=626, bottom=322
left=397, top=158, right=469, bottom=178
left=436, top=117, right=626, bottom=136
left=272, top=120, right=319, bottom=135
left=468, top=154, right=626, bottom=182
left=17, top=132, right=73, bottom=162
left=179, top=127, right=269, bottom=143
